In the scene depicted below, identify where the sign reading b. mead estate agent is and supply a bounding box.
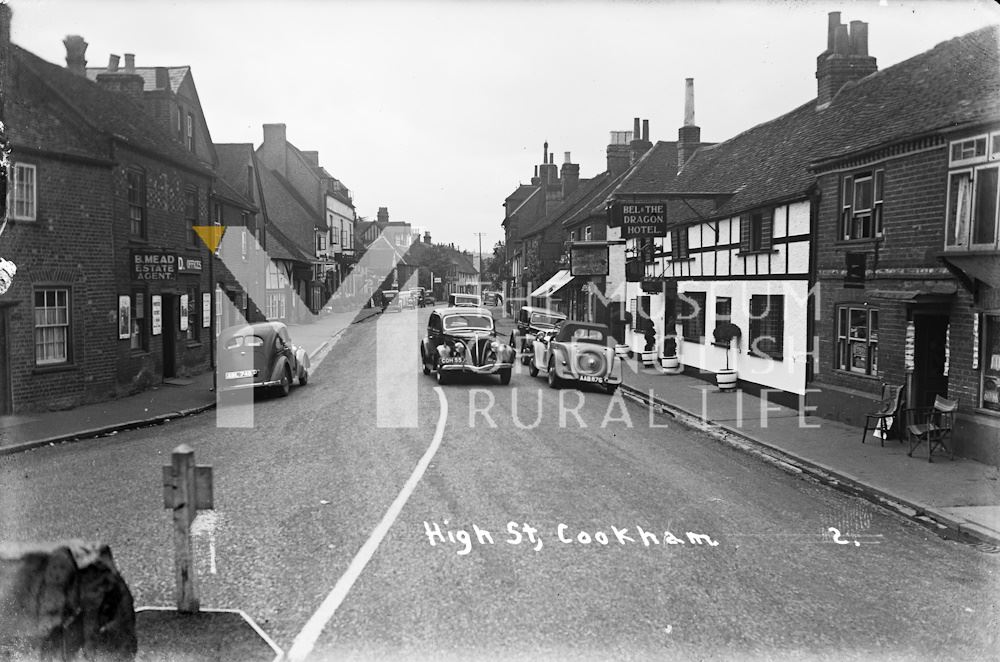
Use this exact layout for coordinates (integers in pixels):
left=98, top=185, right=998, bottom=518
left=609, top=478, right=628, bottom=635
left=611, top=202, right=667, bottom=238
left=132, top=250, right=177, bottom=280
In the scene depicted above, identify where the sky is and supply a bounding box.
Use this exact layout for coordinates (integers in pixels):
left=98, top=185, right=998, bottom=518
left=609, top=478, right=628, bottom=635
left=8, top=0, right=1000, bottom=255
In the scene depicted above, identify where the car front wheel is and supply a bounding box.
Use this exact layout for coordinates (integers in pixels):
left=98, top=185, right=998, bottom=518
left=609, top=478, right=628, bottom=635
left=547, top=358, right=562, bottom=389
left=498, top=367, right=512, bottom=385
left=421, top=347, right=431, bottom=375
left=299, top=367, right=309, bottom=386
left=436, top=367, right=449, bottom=385
left=528, top=357, right=539, bottom=378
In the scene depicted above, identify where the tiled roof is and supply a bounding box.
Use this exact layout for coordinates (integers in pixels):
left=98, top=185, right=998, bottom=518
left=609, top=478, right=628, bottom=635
left=257, top=165, right=321, bottom=258
left=86, top=66, right=190, bottom=93
left=12, top=45, right=210, bottom=175
left=211, top=174, right=256, bottom=210
left=522, top=176, right=613, bottom=238
left=266, top=223, right=312, bottom=263
left=812, top=24, right=1000, bottom=166
left=613, top=141, right=680, bottom=194
left=633, top=24, right=1000, bottom=224
left=563, top=170, right=632, bottom=227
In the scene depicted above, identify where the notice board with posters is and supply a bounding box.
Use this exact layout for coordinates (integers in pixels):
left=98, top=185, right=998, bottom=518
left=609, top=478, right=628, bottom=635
left=571, top=244, right=609, bottom=276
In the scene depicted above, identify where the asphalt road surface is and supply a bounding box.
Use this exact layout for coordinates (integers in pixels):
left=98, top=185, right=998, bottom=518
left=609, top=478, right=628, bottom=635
left=1, top=309, right=997, bottom=661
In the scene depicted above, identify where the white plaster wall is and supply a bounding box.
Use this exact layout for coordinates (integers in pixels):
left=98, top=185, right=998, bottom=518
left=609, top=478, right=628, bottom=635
left=788, top=200, right=811, bottom=236
left=676, top=279, right=810, bottom=395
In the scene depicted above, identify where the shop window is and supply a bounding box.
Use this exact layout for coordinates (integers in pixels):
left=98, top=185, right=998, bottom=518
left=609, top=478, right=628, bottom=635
left=680, top=291, right=706, bottom=343
left=749, top=295, right=784, bottom=360
left=130, top=290, right=148, bottom=351
left=8, top=163, right=37, bottom=221
left=840, top=172, right=883, bottom=240
left=836, top=306, right=879, bottom=375
left=34, top=288, right=70, bottom=365
left=982, top=314, right=1000, bottom=412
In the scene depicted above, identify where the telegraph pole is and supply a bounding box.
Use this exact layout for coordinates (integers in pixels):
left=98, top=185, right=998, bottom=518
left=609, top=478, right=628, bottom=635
left=473, top=232, right=487, bottom=299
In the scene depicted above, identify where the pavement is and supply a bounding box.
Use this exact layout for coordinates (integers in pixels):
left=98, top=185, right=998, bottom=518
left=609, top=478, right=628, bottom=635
left=3, top=306, right=999, bottom=549
left=0, top=307, right=381, bottom=457
left=615, top=359, right=1000, bottom=549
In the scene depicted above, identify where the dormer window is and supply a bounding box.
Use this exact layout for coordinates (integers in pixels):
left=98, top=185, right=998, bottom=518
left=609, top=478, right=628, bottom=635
left=841, top=170, right=883, bottom=240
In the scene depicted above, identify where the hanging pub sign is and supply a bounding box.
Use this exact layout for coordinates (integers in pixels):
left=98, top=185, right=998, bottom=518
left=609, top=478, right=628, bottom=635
left=570, top=243, right=609, bottom=277
left=609, top=202, right=667, bottom=238
left=132, top=250, right=177, bottom=281
left=625, top=260, right=643, bottom=282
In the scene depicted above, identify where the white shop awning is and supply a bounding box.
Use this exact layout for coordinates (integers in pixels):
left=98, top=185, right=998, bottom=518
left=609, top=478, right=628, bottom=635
left=529, top=269, right=574, bottom=298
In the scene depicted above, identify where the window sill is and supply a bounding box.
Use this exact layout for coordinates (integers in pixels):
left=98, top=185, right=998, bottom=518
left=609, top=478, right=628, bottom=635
left=737, top=249, right=780, bottom=257
left=971, top=407, right=1000, bottom=419
left=128, top=237, right=150, bottom=245
left=832, top=368, right=881, bottom=381
left=10, top=216, right=37, bottom=223
left=33, top=363, right=79, bottom=375
left=834, top=237, right=883, bottom=247
left=185, top=342, right=204, bottom=349
left=130, top=350, right=151, bottom=357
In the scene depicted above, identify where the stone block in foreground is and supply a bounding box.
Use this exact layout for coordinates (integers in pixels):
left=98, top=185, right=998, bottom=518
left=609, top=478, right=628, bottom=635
left=0, top=540, right=137, bottom=661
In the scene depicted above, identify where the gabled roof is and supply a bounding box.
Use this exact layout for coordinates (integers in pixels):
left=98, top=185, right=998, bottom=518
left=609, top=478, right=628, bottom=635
left=12, top=45, right=210, bottom=175
left=266, top=222, right=313, bottom=264
left=212, top=174, right=256, bottom=211
left=563, top=169, right=632, bottom=227
left=631, top=24, right=1000, bottom=225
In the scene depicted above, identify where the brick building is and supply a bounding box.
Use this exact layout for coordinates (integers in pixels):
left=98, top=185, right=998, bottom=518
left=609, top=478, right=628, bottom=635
left=810, top=23, right=1000, bottom=464
left=1, top=10, right=216, bottom=412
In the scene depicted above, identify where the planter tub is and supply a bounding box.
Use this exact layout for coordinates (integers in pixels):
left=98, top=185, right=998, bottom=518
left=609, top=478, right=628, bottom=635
left=716, top=369, right=738, bottom=391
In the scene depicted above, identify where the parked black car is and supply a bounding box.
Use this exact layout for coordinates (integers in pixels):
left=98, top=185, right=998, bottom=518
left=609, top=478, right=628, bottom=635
left=218, top=322, right=310, bottom=397
left=419, top=306, right=516, bottom=385
left=510, top=305, right=567, bottom=365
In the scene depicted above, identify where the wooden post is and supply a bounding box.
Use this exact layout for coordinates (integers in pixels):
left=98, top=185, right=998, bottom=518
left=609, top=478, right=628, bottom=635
left=162, top=444, right=213, bottom=614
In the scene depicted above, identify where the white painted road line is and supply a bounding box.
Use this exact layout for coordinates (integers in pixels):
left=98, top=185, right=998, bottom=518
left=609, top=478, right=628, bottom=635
left=286, top=386, right=449, bottom=662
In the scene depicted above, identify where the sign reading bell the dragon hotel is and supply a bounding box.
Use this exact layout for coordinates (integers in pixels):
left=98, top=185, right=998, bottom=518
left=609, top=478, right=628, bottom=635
left=611, top=202, right=667, bottom=238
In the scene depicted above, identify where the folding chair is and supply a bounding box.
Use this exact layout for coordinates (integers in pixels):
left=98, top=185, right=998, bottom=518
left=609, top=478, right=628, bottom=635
left=861, top=384, right=904, bottom=446
left=905, top=395, right=958, bottom=462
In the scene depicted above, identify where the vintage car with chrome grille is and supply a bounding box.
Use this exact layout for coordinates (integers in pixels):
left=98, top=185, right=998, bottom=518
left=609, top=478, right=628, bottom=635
left=420, top=306, right=516, bottom=385
left=510, top=305, right=567, bottom=365
left=218, top=322, right=310, bottom=397
left=529, top=321, right=621, bottom=393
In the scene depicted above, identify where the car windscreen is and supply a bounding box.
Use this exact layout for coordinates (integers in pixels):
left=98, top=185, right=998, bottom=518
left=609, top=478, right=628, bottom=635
left=443, top=314, right=493, bottom=331
left=530, top=313, right=564, bottom=327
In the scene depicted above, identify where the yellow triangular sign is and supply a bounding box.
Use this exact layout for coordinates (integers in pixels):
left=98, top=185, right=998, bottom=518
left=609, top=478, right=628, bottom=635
left=193, top=226, right=226, bottom=253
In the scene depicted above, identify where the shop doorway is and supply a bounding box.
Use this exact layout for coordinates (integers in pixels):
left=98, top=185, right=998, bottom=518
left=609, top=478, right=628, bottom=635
left=0, top=308, right=10, bottom=415
left=162, top=294, right=177, bottom=379
left=912, top=313, right=949, bottom=408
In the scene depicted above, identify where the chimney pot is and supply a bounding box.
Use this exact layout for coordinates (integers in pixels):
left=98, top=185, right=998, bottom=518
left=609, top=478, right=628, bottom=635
left=123, top=53, right=135, bottom=73
left=833, top=24, right=849, bottom=55
left=633, top=117, right=641, bottom=137
left=827, top=11, right=842, bottom=51
left=107, top=54, right=120, bottom=72
left=849, top=20, right=869, bottom=56
left=543, top=141, right=548, bottom=164
left=564, top=151, right=571, bottom=164
left=684, top=78, right=696, bottom=127
left=642, top=119, right=649, bottom=142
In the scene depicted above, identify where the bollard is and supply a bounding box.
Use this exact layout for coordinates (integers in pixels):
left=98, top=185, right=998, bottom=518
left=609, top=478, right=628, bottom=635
left=162, top=444, right=213, bottom=613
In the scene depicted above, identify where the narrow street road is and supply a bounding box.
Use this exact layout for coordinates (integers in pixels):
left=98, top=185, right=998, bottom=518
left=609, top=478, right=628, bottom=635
left=1, top=309, right=997, bottom=661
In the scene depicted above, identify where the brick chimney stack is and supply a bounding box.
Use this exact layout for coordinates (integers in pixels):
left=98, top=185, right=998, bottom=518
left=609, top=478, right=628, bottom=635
left=261, top=123, right=288, bottom=175
left=629, top=116, right=653, bottom=164
left=677, top=78, right=702, bottom=171
left=95, top=53, right=144, bottom=99
left=538, top=140, right=558, bottom=185
left=377, top=206, right=389, bottom=224
left=424, top=231, right=432, bottom=244
left=816, top=12, right=877, bottom=108
left=63, top=35, right=88, bottom=76
left=607, top=129, right=632, bottom=177
left=561, top=151, right=580, bottom=198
